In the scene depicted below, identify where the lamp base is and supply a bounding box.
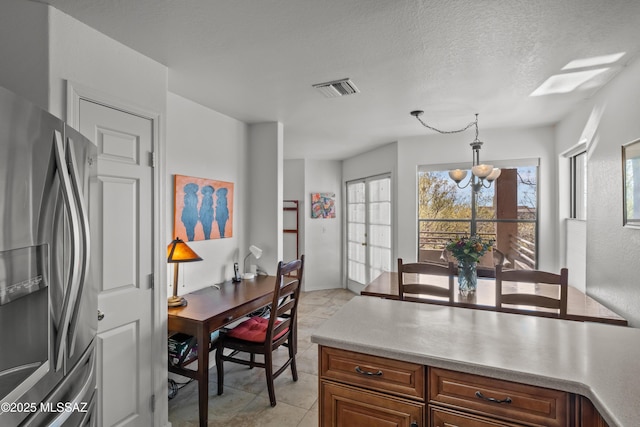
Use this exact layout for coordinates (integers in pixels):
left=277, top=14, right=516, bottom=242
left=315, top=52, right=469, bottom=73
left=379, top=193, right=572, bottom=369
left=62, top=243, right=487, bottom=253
left=168, top=295, right=187, bottom=307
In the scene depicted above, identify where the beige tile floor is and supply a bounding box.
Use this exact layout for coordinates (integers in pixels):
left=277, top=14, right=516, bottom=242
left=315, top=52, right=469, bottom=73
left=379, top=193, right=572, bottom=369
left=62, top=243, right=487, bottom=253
left=168, top=288, right=356, bottom=426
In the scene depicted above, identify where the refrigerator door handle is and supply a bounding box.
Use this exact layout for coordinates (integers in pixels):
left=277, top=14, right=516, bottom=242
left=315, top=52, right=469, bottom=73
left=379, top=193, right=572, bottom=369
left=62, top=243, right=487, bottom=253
left=21, top=346, right=96, bottom=427
left=47, top=350, right=95, bottom=427
left=65, top=136, right=92, bottom=358
left=52, top=130, right=83, bottom=372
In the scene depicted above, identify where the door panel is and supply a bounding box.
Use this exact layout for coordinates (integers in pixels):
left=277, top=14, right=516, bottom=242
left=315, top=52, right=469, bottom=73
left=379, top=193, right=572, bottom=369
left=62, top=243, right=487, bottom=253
left=347, top=175, right=392, bottom=290
left=99, top=176, right=138, bottom=292
left=98, top=323, right=139, bottom=426
left=79, top=99, right=154, bottom=426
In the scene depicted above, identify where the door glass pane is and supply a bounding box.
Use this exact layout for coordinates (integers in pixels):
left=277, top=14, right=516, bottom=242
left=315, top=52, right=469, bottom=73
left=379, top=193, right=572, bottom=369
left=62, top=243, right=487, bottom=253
left=367, top=177, right=391, bottom=281
left=347, top=182, right=366, bottom=284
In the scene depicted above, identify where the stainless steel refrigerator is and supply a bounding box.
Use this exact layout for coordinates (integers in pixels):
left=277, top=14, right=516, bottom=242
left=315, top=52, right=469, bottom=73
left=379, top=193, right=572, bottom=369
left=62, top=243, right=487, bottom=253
left=0, top=86, right=98, bottom=426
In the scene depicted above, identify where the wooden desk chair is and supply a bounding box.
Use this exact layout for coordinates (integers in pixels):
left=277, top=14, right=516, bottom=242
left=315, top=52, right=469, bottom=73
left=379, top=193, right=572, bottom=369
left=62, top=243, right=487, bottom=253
left=397, top=258, right=455, bottom=304
left=495, top=265, right=568, bottom=318
left=215, top=255, right=305, bottom=407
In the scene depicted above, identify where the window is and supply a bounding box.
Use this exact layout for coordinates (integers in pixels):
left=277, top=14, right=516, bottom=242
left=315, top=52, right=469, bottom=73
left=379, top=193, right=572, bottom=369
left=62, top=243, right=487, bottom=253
left=417, top=160, right=538, bottom=269
left=570, top=150, right=587, bottom=220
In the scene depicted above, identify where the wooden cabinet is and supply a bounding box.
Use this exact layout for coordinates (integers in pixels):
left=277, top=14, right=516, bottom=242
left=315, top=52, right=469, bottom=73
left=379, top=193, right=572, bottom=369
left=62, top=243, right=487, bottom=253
left=576, top=396, right=609, bottom=427
left=321, top=381, right=423, bottom=427
left=431, top=406, right=523, bottom=426
left=429, top=367, right=569, bottom=427
left=319, top=346, right=425, bottom=427
left=318, top=346, right=610, bottom=427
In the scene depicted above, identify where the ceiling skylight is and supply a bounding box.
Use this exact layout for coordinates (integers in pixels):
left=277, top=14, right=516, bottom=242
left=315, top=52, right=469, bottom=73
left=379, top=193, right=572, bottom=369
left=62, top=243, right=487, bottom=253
left=531, top=52, right=626, bottom=97
left=562, top=52, right=626, bottom=70
left=531, top=68, right=609, bottom=96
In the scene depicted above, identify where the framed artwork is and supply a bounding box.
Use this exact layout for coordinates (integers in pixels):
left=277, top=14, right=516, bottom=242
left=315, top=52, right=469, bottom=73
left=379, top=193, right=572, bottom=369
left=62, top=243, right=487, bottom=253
left=311, top=192, right=336, bottom=218
left=173, top=174, right=234, bottom=241
left=623, top=139, right=640, bottom=228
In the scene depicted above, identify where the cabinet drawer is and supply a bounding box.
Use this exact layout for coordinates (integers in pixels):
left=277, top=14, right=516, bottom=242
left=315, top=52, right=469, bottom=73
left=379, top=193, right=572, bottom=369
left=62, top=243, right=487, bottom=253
left=429, top=367, right=569, bottom=427
left=430, top=405, right=522, bottom=427
left=321, top=380, right=424, bottom=427
left=320, top=346, right=424, bottom=400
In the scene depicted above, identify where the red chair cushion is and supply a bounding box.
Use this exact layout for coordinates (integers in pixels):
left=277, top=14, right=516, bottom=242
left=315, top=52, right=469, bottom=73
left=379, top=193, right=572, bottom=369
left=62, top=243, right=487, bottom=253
left=227, top=316, right=288, bottom=343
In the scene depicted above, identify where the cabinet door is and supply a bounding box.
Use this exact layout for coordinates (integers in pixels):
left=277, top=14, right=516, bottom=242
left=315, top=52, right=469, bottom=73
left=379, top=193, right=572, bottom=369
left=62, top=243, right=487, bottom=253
left=431, top=406, right=521, bottom=427
left=577, top=396, right=609, bottom=427
left=321, top=380, right=423, bottom=427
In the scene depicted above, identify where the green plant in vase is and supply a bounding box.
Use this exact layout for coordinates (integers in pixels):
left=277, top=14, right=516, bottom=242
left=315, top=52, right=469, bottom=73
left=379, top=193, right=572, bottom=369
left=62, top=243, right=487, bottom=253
left=445, top=235, right=494, bottom=296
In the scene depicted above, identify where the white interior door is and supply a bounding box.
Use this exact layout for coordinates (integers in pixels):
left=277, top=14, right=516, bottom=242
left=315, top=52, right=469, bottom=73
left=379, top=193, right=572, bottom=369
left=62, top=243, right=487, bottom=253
left=347, top=175, right=392, bottom=292
left=78, top=99, right=154, bottom=426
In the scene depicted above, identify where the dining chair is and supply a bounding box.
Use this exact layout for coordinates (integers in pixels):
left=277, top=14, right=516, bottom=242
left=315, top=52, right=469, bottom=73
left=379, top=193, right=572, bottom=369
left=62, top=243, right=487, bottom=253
left=397, top=258, right=455, bottom=304
left=215, top=255, right=305, bottom=407
left=495, top=264, right=568, bottom=317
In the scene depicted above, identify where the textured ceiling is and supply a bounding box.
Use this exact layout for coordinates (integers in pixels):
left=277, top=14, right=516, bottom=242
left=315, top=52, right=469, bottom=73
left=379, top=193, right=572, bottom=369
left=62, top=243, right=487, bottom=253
left=42, top=0, right=640, bottom=160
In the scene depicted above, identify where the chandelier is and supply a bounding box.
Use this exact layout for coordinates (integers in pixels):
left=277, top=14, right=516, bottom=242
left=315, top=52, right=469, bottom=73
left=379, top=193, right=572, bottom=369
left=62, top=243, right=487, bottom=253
left=409, top=111, right=501, bottom=190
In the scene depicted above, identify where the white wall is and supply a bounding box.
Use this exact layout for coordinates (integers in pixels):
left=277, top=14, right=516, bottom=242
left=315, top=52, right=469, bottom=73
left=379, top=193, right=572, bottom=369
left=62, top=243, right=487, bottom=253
left=397, top=126, right=558, bottom=270
left=247, top=122, right=284, bottom=275
left=48, top=9, right=167, bottom=121
left=556, top=57, right=640, bottom=327
left=0, top=0, right=49, bottom=109
left=343, top=142, right=397, bottom=183
left=166, top=92, right=248, bottom=289
left=304, top=160, right=343, bottom=290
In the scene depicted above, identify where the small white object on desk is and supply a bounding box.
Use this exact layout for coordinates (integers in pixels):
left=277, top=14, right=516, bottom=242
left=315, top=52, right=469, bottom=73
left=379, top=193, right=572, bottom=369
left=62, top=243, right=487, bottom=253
left=242, top=273, right=255, bottom=280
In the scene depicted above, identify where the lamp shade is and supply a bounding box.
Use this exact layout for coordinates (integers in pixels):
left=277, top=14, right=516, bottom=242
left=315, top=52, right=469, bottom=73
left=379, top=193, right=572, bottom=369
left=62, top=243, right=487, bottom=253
left=486, top=168, right=502, bottom=182
left=248, top=245, right=263, bottom=259
left=167, top=238, right=203, bottom=263
left=448, top=169, right=468, bottom=183
left=471, top=164, right=494, bottom=179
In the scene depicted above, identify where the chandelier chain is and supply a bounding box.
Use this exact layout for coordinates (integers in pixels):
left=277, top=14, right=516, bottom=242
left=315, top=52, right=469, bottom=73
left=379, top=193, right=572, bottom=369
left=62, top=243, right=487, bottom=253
left=414, top=113, right=479, bottom=137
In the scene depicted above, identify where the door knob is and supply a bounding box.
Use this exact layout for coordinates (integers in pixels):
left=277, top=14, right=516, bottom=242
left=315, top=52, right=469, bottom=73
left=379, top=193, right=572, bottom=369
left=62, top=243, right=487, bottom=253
left=98, top=310, right=105, bottom=321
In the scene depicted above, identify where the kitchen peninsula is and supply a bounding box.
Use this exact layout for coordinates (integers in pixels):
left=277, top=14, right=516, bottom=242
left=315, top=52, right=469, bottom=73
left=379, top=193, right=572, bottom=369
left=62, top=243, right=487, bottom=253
left=311, top=296, right=640, bottom=427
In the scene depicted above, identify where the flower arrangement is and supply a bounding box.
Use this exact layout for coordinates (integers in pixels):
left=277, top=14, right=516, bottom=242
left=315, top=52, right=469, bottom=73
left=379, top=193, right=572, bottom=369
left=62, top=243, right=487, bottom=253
left=445, top=235, right=494, bottom=264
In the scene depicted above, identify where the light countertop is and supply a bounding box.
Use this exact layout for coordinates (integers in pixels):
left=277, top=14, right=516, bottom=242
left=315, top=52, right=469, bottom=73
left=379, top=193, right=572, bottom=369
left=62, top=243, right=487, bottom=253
left=311, top=296, right=640, bottom=427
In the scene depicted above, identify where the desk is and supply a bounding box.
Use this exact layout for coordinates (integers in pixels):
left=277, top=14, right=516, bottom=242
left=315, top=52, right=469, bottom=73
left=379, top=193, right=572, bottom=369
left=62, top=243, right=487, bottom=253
left=167, top=276, right=276, bottom=427
left=362, top=272, right=627, bottom=326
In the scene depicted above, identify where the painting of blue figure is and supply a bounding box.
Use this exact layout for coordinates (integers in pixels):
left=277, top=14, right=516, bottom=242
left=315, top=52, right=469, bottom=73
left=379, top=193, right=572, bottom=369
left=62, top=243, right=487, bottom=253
left=199, top=185, right=215, bottom=239
left=174, top=175, right=234, bottom=241
left=215, top=187, right=229, bottom=238
left=181, top=182, right=200, bottom=241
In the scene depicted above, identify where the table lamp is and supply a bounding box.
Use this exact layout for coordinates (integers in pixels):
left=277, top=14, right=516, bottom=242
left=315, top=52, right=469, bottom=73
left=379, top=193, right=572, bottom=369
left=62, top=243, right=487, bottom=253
left=242, top=244, right=263, bottom=279
left=167, top=237, right=202, bottom=307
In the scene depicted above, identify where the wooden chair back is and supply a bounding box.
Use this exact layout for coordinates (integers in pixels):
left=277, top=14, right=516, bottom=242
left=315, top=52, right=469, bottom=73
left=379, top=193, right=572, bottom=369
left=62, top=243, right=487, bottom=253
left=267, top=256, right=305, bottom=347
left=397, top=258, right=455, bottom=304
left=495, top=265, right=568, bottom=317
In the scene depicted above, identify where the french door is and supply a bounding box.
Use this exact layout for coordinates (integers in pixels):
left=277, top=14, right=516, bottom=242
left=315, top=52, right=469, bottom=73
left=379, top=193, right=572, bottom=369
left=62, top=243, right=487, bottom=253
left=346, top=175, right=392, bottom=291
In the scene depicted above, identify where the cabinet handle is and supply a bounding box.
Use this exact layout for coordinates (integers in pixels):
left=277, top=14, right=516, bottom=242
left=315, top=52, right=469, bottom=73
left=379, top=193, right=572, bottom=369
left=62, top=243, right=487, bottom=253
left=475, top=391, right=512, bottom=404
left=97, top=310, right=104, bottom=321
left=355, top=366, right=383, bottom=376
left=410, top=422, right=418, bottom=427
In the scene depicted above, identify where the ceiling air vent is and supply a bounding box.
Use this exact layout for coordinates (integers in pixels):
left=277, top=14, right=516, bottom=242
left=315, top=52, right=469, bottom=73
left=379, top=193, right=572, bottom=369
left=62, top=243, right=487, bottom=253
left=312, top=78, right=359, bottom=98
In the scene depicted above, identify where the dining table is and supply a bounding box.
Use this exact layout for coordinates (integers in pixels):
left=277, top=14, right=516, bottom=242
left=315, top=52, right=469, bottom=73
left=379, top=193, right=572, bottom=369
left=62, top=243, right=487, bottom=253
left=361, top=271, right=628, bottom=326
